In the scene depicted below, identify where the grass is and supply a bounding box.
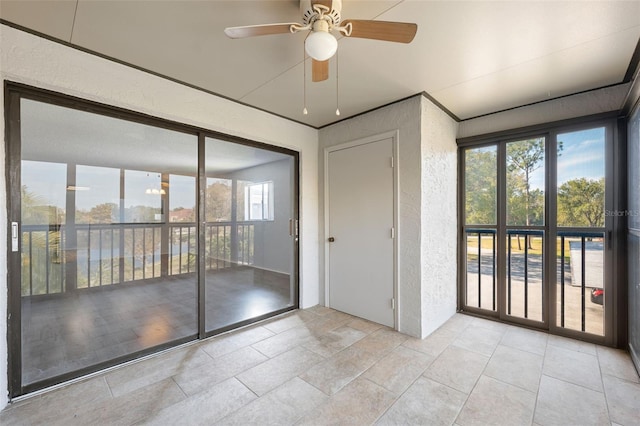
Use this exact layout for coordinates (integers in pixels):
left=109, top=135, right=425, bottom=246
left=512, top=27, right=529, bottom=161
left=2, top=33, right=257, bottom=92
left=466, top=235, right=572, bottom=261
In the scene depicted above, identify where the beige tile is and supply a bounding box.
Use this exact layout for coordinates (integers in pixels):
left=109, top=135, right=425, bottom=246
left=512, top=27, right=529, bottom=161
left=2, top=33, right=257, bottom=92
left=262, top=310, right=324, bottom=334
left=236, top=346, right=324, bottom=396
left=470, top=316, right=510, bottom=333
left=140, top=377, right=255, bottom=425
left=351, top=327, right=408, bottom=355
left=402, top=327, right=458, bottom=357
left=377, top=377, right=467, bottom=425
left=200, top=325, right=274, bottom=359
left=596, top=346, right=640, bottom=383
left=543, top=344, right=602, bottom=392
left=251, top=325, right=314, bottom=358
left=534, top=375, right=609, bottom=425
left=451, top=324, right=505, bottom=357
left=173, top=346, right=267, bottom=396
left=347, top=317, right=385, bottom=334
left=424, top=345, right=490, bottom=393
left=456, top=375, right=536, bottom=426
left=602, top=374, right=640, bottom=426
left=484, top=345, right=543, bottom=392
left=363, top=346, right=434, bottom=394
left=298, top=378, right=396, bottom=426
left=300, top=346, right=380, bottom=395
left=500, top=326, right=548, bottom=356
left=0, top=377, right=113, bottom=426
left=547, top=334, right=597, bottom=355
left=105, top=345, right=212, bottom=397
left=304, top=305, right=335, bottom=316
left=437, top=313, right=474, bottom=335
left=73, top=377, right=187, bottom=425
left=217, top=377, right=327, bottom=425
left=302, top=325, right=367, bottom=357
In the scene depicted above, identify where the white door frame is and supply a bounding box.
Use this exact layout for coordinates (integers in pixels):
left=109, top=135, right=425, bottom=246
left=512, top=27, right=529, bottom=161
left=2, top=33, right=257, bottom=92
left=324, top=130, right=400, bottom=329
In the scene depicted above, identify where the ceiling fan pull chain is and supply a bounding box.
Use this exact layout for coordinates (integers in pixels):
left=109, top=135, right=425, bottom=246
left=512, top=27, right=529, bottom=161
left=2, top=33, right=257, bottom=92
left=335, top=47, right=340, bottom=116
left=303, top=36, right=308, bottom=115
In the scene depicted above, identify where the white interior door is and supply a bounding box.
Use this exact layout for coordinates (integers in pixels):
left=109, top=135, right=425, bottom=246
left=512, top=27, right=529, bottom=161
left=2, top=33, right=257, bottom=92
left=328, top=137, right=395, bottom=327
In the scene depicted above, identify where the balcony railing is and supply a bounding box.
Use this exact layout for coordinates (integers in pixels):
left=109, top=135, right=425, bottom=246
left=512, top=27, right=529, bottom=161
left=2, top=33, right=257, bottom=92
left=21, top=221, right=255, bottom=297
left=465, top=229, right=604, bottom=334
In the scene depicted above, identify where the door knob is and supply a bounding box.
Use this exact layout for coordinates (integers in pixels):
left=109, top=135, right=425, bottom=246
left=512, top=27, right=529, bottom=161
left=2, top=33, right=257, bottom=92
left=328, top=237, right=335, bottom=242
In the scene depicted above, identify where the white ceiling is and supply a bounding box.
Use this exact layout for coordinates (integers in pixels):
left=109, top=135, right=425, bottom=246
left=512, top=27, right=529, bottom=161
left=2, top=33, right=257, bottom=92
left=1, top=0, right=639, bottom=128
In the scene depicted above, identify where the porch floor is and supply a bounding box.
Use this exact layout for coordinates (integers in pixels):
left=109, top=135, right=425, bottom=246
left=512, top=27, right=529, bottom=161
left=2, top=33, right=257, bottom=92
left=2, top=308, right=638, bottom=425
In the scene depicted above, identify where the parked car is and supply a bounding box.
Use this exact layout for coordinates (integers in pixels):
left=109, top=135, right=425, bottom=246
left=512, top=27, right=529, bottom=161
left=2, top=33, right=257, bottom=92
left=591, top=288, right=604, bottom=305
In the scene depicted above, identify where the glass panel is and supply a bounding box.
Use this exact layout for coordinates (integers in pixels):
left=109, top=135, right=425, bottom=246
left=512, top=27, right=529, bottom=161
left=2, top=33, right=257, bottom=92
left=555, top=127, right=606, bottom=336
left=557, top=128, right=605, bottom=227
left=20, top=98, right=198, bottom=386
left=556, top=234, right=604, bottom=336
left=464, top=146, right=497, bottom=225
left=506, top=138, right=545, bottom=226
left=506, top=232, right=544, bottom=322
left=465, top=230, right=496, bottom=311
left=205, top=137, right=295, bottom=332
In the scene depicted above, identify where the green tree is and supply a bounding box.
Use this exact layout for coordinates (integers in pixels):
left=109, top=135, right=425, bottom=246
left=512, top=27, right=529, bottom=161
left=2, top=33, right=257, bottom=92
left=465, top=148, right=497, bottom=225
left=558, top=177, right=605, bottom=227
left=205, top=181, right=232, bottom=221
left=507, top=139, right=545, bottom=227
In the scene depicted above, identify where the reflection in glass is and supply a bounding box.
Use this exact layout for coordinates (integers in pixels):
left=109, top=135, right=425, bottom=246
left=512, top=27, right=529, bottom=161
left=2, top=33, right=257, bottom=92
left=19, top=99, right=197, bottom=386
left=205, top=137, right=295, bottom=332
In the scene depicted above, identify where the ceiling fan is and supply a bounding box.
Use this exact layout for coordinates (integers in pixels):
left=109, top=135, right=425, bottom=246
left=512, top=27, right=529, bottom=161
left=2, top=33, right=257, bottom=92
left=224, top=0, right=418, bottom=82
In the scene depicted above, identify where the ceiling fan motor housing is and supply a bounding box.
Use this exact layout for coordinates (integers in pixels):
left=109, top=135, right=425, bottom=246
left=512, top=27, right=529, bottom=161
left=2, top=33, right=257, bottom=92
left=301, top=0, right=342, bottom=28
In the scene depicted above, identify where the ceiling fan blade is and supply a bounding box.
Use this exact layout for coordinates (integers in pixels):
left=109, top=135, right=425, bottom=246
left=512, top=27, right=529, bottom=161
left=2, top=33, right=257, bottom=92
left=312, top=59, right=329, bottom=82
left=224, top=23, right=299, bottom=39
left=342, top=20, right=417, bottom=43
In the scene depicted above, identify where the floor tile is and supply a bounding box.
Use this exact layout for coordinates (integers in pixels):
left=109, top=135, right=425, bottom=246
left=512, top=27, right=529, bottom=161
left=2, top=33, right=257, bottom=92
left=602, top=374, right=640, bottom=426
left=543, top=344, right=602, bottom=392
left=500, top=326, right=548, bottom=356
left=402, top=327, right=458, bottom=357
left=351, top=327, right=408, bottom=355
left=298, top=378, right=396, bottom=425
left=424, top=345, right=490, bottom=393
left=173, top=346, right=268, bottom=396
left=217, top=377, right=327, bottom=425
left=236, top=346, right=324, bottom=396
left=547, top=334, right=597, bottom=355
left=300, top=346, right=380, bottom=395
left=261, top=310, right=324, bottom=334
left=105, top=345, right=212, bottom=397
left=73, top=377, right=187, bottom=425
left=534, top=375, right=609, bottom=426
left=597, top=345, right=640, bottom=383
left=200, top=325, right=275, bottom=359
left=484, top=345, right=543, bottom=392
left=363, top=345, right=434, bottom=394
left=140, top=377, right=256, bottom=425
left=302, top=325, right=367, bottom=357
left=456, top=375, right=536, bottom=426
left=376, top=377, right=466, bottom=425
left=251, top=325, right=314, bottom=358
left=451, top=324, right=504, bottom=357
left=346, top=317, right=385, bottom=334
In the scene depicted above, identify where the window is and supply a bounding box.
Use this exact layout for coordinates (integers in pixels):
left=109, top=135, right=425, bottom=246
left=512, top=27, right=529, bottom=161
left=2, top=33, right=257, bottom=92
left=244, top=181, right=274, bottom=221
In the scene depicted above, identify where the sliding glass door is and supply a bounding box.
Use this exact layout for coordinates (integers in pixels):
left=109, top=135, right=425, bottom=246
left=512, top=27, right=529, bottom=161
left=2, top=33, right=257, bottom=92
left=203, top=137, right=297, bottom=333
left=6, top=85, right=299, bottom=397
left=460, top=120, right=614, bottom=343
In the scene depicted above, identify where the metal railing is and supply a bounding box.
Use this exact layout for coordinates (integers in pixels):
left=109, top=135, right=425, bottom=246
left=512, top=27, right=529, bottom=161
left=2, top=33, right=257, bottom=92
left=465, top=229, right=496, bottom=311
left=21, top=221, right=255, bottom=296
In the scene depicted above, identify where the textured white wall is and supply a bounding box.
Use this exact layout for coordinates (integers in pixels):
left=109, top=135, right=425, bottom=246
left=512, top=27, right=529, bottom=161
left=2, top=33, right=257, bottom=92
left=458, top=83, right=630, bottom=139
left=420, top=97, right=459, bottom=336
left=319, top=96, right=424, bottom=337
left=0, top=24, right=319, bottom=407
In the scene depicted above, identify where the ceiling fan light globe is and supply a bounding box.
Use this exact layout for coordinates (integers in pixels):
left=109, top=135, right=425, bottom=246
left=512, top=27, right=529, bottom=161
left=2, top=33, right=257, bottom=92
left=305, top=31, right=337, bottom=61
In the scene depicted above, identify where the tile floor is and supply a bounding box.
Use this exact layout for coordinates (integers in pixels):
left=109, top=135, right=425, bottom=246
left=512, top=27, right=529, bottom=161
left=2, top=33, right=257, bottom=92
left=2, top=307, right=639, bottom=425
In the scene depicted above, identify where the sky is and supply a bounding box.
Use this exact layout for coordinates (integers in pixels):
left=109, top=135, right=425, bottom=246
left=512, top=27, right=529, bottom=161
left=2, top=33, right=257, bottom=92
left=529, top=126, right=605, bottom=190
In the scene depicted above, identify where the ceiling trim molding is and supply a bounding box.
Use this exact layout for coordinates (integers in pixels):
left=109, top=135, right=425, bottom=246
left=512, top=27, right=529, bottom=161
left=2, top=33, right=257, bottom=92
left=459, top=82, right=630, bottom=123
left=420, top=92, right=461, bottom=122
left=623, top=36, right=640, bottom=83
left=0, top=19, right=317, bottom=130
